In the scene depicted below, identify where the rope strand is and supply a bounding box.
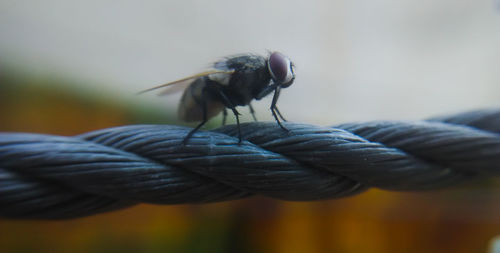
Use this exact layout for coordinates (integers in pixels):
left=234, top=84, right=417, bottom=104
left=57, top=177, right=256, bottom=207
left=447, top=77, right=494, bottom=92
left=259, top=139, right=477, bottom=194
left=1, top=109, right=499, bottom=219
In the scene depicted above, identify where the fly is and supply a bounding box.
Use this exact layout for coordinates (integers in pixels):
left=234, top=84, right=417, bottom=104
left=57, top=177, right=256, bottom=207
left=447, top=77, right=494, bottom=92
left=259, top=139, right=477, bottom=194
left=139, top=52, right=296, bottom=144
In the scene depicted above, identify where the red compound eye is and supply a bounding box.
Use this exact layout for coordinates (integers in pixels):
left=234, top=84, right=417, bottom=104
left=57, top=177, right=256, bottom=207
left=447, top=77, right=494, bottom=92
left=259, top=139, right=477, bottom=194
left=268, top=52, right=294, bottom=86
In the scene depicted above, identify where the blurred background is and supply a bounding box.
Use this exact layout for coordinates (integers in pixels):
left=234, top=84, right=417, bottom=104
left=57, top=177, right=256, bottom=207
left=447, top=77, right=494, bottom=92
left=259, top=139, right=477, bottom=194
left=1, top=0, right=500, bottom=252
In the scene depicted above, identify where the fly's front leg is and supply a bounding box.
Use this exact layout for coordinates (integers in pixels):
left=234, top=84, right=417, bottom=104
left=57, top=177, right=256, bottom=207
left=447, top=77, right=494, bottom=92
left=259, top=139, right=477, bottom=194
left=274, top=105, right=287, bottom=122
left=271, top=87, right=288, bottom=131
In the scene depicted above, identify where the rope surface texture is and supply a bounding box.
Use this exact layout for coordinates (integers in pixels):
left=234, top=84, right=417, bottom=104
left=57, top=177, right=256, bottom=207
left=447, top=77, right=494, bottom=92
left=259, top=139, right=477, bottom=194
left=1, top=109, right=500, bottom=219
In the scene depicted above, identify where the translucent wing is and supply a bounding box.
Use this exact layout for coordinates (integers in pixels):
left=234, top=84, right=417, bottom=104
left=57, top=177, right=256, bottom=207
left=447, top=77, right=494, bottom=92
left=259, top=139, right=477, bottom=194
left=137, top=69, right=235, bottom=95
left=156, top=80, right=191, bottom=96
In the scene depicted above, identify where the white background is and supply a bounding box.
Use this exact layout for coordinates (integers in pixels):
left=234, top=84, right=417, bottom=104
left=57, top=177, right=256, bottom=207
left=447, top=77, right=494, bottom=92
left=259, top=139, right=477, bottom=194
left=1, top=0, right=499, bottom=124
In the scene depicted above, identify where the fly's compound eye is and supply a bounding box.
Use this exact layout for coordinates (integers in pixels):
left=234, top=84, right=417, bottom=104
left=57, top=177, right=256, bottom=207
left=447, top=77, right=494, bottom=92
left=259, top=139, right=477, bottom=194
left=268, top=52, right=295, bottom=88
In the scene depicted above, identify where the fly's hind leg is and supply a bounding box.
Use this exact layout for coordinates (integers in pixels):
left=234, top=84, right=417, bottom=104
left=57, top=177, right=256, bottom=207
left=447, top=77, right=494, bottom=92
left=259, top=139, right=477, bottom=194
left=183, top=89, right=208, bottom=144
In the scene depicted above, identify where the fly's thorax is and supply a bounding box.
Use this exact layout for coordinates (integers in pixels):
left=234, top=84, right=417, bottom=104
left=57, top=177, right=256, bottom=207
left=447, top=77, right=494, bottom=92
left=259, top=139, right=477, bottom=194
left=224, top=54, right=267, bottom=69
left=219, top=55, right=271, bottom=106
left=178, top=77, right=224, bottom=122
left=228, top=69, right=271, bottom=105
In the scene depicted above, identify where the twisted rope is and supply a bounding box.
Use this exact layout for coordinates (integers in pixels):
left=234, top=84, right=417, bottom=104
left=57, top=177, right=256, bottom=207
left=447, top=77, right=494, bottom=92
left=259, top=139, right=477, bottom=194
left=1, top=109, right=500, bottom=219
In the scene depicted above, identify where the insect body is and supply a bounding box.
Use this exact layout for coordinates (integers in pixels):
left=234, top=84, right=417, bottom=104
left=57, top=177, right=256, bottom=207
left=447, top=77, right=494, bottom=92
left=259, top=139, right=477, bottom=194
left=139, top=52, right=295, bottom=143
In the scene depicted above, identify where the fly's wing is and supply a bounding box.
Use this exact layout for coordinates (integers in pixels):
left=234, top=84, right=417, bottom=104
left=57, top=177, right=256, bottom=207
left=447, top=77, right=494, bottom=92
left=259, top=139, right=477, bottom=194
left=156, top=79, right=191, bottom=96
left=137, top=69, right=235, bottom=96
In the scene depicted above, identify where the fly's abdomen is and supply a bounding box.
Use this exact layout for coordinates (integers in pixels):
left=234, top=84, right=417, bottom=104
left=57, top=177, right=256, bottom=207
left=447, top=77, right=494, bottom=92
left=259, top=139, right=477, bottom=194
left=178, top=78, right=224, bottom=122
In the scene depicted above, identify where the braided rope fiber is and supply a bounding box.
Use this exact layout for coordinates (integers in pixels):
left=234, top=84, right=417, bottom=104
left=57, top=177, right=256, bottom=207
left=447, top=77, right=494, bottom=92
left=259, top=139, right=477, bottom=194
left=1, top=109, right=500, bottom=219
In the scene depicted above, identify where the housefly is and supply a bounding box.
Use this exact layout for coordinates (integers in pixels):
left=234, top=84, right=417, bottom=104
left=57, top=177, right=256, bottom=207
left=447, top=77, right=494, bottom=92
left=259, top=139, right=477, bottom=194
left=139, top=52, right=295, bottom=143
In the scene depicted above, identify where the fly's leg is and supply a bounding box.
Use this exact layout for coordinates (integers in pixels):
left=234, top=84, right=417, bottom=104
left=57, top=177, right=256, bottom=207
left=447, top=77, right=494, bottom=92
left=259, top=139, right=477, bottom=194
left=233, top=108, right=242, bottom=143
left=248, top=103, right=258, bottom=122
left=183, top=88, right=208, bottom=144
left=216, top=89, right=242, bottom=143
left=222, top=108, right=228, bottom=126
left=271, top=87, right=288, bottom=131
left=274, top=105, right=287, bottom=122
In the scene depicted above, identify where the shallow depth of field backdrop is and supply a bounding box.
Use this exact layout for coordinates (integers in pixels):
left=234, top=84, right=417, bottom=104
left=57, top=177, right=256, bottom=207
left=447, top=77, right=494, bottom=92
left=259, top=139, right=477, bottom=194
left=1, top=1, right=500, bottom=252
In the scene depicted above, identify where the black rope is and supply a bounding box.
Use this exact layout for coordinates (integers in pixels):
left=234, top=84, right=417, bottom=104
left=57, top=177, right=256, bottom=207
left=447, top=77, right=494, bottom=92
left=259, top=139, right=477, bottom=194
left=1, top=109, right=499, bottom=219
